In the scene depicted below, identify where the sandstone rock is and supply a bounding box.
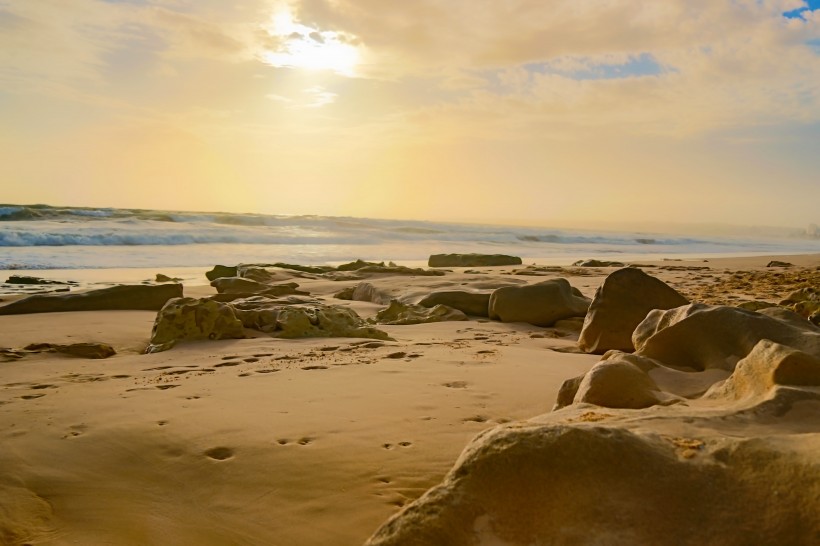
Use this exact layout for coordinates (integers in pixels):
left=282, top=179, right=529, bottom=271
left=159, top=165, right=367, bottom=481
left=205, top=265, right=237, bottom=281
left=357, top=265, right=445, bottom=276
left=573, top=357, right=673, bottom=409
left=333, top=286, right=356, bottom=300
left=767, top=260, right=793, bottom=267
left=146, top=297, right=245, bottom=353
left=578, top=268, right=689, bottom=354
left=428, top=254, right=522, bottom=267
left=633, top=304, right=820, bottom=371
left=704, top=340, right=820, bottom=401
left=552, top=374, right=585, bottom=410
left=271, top=263, right=335, bottom=274
left=337, top=259, right=384, bottom=271
left=0, top=284, right=182, bottom=315
left=736, top=300, right=776, bottom=312
left=232, top=301, right=391, bottom=340
left=366, top=422, right=820, bottom=546
left=417, top=291, right=491, bottom=317
left=155, top=274, right=181, bottom=283
left=210, top=278, right=306, bottom=297
left=6, top=275, right=74, bottom=285
left=571, top=259, right=625, bottom=267
left=20, top=342, right=116, bottom=359
left=374, top=301, right=468, bottom=325
left=488, top=278, right=590, bottom=327
left=758, top=307, right=820, bottom=331
left=553, top=317, right=585, bottom=332
left=347, top=282, right=396, bottom=305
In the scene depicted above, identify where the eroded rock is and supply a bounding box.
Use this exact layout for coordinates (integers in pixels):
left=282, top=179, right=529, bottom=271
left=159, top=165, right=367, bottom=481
left=374, top=301, right=467, bottom=325
left=417, top=291, right=491, bottom=317
left=0, top=284, right=183, bottom=315
left=488, top=278, right=590, bottom=327
left=428, top=254, right=522, bottom=267
left=146, top=297, right=245, bottom=353
left=578, top=268, right=689, bottom=354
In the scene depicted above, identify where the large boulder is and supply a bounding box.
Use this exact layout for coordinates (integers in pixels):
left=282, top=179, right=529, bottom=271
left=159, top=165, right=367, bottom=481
left=374, top=301, right=468, bottom=325
left=488, top=278, right=590, bottom=327
left=417, top=291, right=491, bottom=317
left=578, top=268, right=689, bottom=354
left=428, top=254, right=522, bottom=267
left=0, top=284, right=182, bottom=315
left=366, top=421, right=820, bottom=546
left=146, top=297, right=245, bottom=353
left=572, top=356, right=673, bottom=409
left=633, top=304, right=820, bottom=371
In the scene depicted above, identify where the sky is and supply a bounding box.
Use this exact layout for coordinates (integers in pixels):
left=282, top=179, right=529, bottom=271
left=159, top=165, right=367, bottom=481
left=1, top=0, right=819, bottom=230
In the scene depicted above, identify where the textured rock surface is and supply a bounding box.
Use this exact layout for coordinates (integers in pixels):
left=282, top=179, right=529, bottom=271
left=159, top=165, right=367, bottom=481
left=572, top=259, right=625, bottom=267
left=573, top=357, right=673, bottom=409
left=579, top=268, right=689, bottom=354
left=488, top=278, right=590, bottom=327
left=210, top=277, right=305, bottom=296
left=374, top=301, right=468, bottom=325
left=417, top=291, right=491, bottom=317
left=633, top=304, right=820, bottom=371
left=0, top=284, right=182, bottom=315
left=205, top=265, right=237, bottom=281
left=366, top=413, right=820, bottom=546
left=234, top=303, right=392, bottom=340
left=428, top=254, right=522, bottom=267
left=146, top=297, right=245, bottom=352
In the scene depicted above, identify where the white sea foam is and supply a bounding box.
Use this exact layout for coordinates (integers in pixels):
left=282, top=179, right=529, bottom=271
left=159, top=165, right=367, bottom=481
left=0, top=204, right=817, bottom=269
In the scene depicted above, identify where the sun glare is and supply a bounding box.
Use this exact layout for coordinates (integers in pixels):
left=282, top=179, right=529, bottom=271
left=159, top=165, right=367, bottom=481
left=262, top=9, right=361, bottom=77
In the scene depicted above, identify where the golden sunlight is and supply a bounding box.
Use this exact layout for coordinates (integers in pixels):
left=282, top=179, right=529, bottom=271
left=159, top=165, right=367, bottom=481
left=261, top=8, right=361, bottom=76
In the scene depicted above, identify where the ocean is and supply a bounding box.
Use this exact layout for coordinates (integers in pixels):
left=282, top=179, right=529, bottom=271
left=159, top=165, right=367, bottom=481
left=1, top=204, right=818, bottom=270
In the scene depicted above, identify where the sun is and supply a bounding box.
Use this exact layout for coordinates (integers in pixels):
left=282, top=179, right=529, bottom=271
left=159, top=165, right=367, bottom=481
left=261, top=9, right=361, bottom=77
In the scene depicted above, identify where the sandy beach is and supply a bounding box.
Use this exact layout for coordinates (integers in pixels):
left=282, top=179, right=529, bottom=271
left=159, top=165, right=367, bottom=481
left=0, top=253, right=817, bottom=545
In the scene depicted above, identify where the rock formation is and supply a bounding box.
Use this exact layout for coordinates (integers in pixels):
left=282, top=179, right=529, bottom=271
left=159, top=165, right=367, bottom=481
left=578, top=268, right=689, bottom=354
left=146, top=297, right=245, bottom=352
left=417, top=291, right=491, bottom=317
left=374, top=301, right=468, bottom=325
left=428, top=254, right=523, bottom=267
left=488, top=278, right=590, bottom=327
left=0, top=284, right=183, bottom=315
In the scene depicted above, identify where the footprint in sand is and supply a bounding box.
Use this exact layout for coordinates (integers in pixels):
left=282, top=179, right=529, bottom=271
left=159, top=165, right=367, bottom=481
left=385, top=352, right=407, bottom=359
left=398, top=441, right=412, bottom=448
left=221, top=356, right=240, bottom=361
left=155, top=385, right=179, bottom=390
left=301, top=365, right=328, bottom=370
left=21, top=394, right=45, bottom=400
left=157, top=420, right=168, bottom=426
left=276, top=439, right=289, bottom=445
left=243, top=357, right=259, bottom=363
left=204, top=447, right=234, bottom=461
left=463, top=415, right=489, bottom=423
left=297, top=437, right=313, bottom=446
left=443, top=381, right=468, bottom=389
left=214, top=361, right=240, bottom=368
left=30, top=384, right=55, bottom=390
left=254, top=369, right=280, bottom=374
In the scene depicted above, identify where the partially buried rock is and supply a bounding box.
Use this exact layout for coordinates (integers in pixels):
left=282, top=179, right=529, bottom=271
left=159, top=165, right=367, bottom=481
left=365, top=422, right=820, bottom=546
left=231, top=301, right=392, bottom=340
left=146, top=297, right=246, bottom=353
left=578, top=268, right=689, bottom=354
left=704, top=339, right=820, bottom=401
left=6, top=275, right=74, bottom=285
left=572, top=355, right=676, bottom=409
left=22, top=342, right=116, bottom=359
left=488, top=278, right=590, bottom=327
left=0, top=284, right=182, bottom=315
left=417, top=290, right=491, bottom=317
left=155, top=273, right=181, bottom=283
left=633, top=303, right=820, bottom=371
left=210, top=277, right=307, bottom=296
left=428, top=254, right=522, bottom=268
left=766, top=260, right=793, bottom=267
left=572, top=259, right=626, bottom=267
left=205, top=265, right=237, bottom=281
left=374, top=301, right=467, bottom=325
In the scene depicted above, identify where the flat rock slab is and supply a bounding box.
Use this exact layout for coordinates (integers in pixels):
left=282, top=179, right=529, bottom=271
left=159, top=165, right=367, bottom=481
left=428, top=254, right=522, bottom=267
left=0, top=284, right=183, bottom=315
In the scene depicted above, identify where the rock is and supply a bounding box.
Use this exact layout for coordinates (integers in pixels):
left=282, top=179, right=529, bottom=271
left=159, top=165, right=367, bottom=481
left=758, top=307, right=820, bottom=331
left=553, top=317, right=585, bottom=332
left=205, top=265, right=237, bottom=281
left=428, top=254, right=522, bottom=267
left=573, top=356, right=674, bottom=409
left=337, top=259, right=385, bottom=271
left=571, top=259, right=626, bottom=267
left=552, top=374, right=585, bottom=410
left=6, top=275, right=74, bottom=285
left=767, top=260, right=793, bottom=267
left=209, top=278, right=306, bottom=297
left=578, top=268, right=689, bottom=354
left=333, top=286, right=356, bottom=300
left=780, top=287, right=817, bottom=306
left=348, top=282, right=396, bottom=305
left=365, top=422, right=820, bottom=546
left=357, top=265, right=445, bottom=277
left=417, top=291, right=491, bottom=317
left=235, top=266, right=295, bottom=284
left=231, top=301, right=392, bottom=340
left=488, top=278, right=590, bottom=327
left=155, top=274, right=181, bottom=283
left=0, top=284, right=183, bottom=315
left=633, top=304, right=820, bottom=371
left=374, top=301, right=468, bottom=325
left=20, top=342, right=116, bottom=359
left=270, top=263, right=335, bottom=274
left=146, top=297, right=246, bottom=353
left=704, top=340, right=820, bottom=401
left=736, top=300, right=776, bottom=312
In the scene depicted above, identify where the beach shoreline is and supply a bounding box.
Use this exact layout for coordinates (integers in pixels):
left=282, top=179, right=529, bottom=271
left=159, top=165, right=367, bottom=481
left=1, top=252, right=817, bottom=545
